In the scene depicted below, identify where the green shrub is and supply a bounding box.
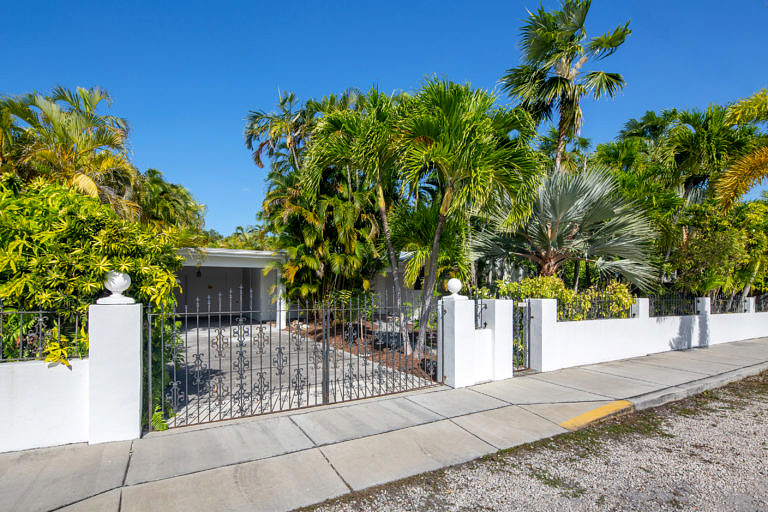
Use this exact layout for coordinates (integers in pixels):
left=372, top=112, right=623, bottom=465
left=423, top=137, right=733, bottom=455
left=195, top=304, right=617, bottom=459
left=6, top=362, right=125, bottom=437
left=0, top=179, right=183, bottom=367
left=496, top=276, right=634, bottom=321
left=0, top=179, right=182, bottom=312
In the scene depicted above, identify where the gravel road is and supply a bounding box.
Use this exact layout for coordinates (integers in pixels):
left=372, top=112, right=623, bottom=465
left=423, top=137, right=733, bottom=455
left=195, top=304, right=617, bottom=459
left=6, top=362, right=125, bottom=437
left=310, top=371, right=768, bottom=512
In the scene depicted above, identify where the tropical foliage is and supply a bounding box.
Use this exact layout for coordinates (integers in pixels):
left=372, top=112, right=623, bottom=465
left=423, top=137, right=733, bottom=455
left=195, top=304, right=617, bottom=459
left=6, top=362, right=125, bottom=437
left=0, top=179, right=182, bottom=312
left=496, top=275, right=634, bottom=321
left=501, top=0, right=630, bottom=171
left=473, top=168, right=656, bottom=291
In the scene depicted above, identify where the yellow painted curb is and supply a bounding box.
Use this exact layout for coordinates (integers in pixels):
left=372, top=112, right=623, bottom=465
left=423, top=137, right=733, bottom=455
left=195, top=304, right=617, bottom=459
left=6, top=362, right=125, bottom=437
left=559, top=400, right=635, bottom=431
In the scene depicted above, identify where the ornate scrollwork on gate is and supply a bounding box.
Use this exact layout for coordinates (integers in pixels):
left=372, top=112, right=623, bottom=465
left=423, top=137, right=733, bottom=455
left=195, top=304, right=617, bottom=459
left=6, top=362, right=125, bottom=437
left=192, top=352, right=207, bottom=387
left=290, top=331, right=304, bottom=352
left=232, top=380, right=252, bottom=416
left=233, top=349, right=250, bottom=378
left=342, top=362, right=357, bottom=398
left=311, top=342, right=322, bottom=369
left=253, top=327, right=267, bottom=354
left=273, top=346, right=287, bottom=375
left=165, top=380, right=185, bottom=411
left=211, top=375, right=229, bottom=410
left=292, top=367, right=308, bottom=407
left=252, top=371, right=270, bottom=409
left=212, top=328, right=229, bottom=358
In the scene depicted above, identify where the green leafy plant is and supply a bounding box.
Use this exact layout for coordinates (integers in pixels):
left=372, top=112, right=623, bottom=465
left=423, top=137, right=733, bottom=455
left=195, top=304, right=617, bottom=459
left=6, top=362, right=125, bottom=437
left=497, top=275, right=633, bottom=321
left=0, top=179, right=183, bottom=314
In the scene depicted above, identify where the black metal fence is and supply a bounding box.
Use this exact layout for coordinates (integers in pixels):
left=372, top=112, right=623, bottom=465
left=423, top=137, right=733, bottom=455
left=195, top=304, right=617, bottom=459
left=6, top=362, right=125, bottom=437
left=711, top=293, right=747, bottom=314
left=513, top=300, right=530, bottom=371
left=756, top=294, right=768, bottom=313
left=557, top=292, right=632, bottom=322
left=0, top=300, right=87, bottom=363
left=649, top=293, right=697, bottom=317
left=145, top=288, right=441, bottom=430
left=474, top=299, right=488, bottom=329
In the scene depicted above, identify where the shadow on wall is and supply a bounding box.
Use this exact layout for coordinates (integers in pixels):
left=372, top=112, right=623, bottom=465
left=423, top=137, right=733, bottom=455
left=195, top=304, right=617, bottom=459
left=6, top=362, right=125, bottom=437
left=668, top=315, right=695, bottom=351
left=663, top=313, right=710, bottom=351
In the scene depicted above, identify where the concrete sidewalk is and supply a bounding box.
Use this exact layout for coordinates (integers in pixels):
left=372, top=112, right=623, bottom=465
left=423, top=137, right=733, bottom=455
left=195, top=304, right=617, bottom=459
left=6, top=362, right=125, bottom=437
left=3, top=338, right=768, bottom=512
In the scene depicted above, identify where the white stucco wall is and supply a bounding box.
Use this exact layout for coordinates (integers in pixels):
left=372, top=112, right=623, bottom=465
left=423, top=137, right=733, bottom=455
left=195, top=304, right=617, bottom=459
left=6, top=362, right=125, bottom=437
left=530, top=298, right=768, bottom=373
left=0, top=359, right=89, bottom=452
left=709, top=311, right=768, bottom=345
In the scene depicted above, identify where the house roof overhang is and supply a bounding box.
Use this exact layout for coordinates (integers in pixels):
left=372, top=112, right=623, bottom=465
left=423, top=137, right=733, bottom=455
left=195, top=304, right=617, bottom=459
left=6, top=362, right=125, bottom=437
left=178, top=248, right=286, bottom=269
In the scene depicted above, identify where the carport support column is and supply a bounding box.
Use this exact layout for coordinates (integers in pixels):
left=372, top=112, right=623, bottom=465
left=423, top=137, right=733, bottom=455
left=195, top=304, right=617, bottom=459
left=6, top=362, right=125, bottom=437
left=276, top=284, right=287, bottom=329
left=528, top=299, right=557, bottom=373
left=88, top=275, right=143, bottom=444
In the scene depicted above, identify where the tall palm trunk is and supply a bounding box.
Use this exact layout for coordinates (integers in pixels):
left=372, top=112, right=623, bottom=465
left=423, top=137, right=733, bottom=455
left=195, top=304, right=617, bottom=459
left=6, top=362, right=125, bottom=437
left=573, top=259, right=581, bottom=292
left=554, top=111, right=568, bottom=173
left=376, top=184, right=409, bottom=354
left=416, top=188, right=452, bottom=354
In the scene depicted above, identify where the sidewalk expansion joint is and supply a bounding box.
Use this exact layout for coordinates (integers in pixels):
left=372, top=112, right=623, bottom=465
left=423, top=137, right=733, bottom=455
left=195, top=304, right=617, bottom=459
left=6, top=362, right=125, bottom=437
left=318, top=447, right=354, bottom=492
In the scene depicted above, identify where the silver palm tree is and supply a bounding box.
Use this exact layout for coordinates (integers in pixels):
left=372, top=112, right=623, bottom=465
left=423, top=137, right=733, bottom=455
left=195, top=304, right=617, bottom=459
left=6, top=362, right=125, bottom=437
left=473, top=167, right=656, bottom=291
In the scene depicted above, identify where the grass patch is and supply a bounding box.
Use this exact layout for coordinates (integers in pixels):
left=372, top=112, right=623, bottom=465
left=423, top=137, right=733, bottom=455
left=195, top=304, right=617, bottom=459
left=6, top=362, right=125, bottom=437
left=526, top=464, right=585, bottom=498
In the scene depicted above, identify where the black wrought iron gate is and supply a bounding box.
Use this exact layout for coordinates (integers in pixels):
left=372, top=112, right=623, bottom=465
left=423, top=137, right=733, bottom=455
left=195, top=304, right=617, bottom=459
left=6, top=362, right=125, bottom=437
left=145, top=289, right=441, bottom=430
left=513, top=299, right=531, bottom=371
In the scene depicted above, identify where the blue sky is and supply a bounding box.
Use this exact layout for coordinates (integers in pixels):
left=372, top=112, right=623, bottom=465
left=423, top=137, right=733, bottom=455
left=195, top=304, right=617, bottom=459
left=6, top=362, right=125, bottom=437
left=2, top=1, right=767, bottom=234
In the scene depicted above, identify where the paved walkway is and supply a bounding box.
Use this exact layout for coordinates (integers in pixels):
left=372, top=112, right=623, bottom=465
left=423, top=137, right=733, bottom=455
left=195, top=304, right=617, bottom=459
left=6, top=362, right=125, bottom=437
left=3, top=338, right=768, bottom=512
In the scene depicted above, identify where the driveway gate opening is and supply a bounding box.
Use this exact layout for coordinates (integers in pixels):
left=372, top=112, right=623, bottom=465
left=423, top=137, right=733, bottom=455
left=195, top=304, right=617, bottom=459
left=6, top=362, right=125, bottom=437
left=145, top=289, right=441, bottom=429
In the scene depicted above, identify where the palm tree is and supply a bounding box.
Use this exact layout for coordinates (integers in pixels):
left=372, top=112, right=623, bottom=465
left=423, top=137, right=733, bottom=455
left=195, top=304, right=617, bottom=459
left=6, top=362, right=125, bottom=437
left=473, top=168, right=656, bottom=291
left=1, top=87, right=139, bottom=217
left=500, top=0, right=630, bottom=172
left=389, top=200, right=471, bottom=289
left=401, top=78, right=540, bottom=350
left=669, top=104, right=755, bottom=201
left=245, top=89, right=359, bottom=173
left=302, top=88, right=411, bottom=327
left=717, top=89, right=768, bottom=207
left=134, top=169, right=205, bottom=230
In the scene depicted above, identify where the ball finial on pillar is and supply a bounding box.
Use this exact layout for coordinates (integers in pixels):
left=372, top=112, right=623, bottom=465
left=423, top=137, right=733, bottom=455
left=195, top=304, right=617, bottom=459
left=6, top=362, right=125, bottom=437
left=97, top=271, right=136, bottom=305
left=446, top=278, right=462, bottom=295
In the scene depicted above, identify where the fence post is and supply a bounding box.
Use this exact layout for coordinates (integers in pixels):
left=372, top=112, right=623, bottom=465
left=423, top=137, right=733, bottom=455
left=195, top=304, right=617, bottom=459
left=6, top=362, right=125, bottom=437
left=437, top=279, right=475, bottom=388
left=484, top=299, right=515, bottom=380
left=88, top=272, right=143, bottom=444
left=695, top=297, right=711, bottom=348
left=631, top=298, right=649, bottom=319
left=744, top=297, right=756, bottom=313
left=528, top=299, right=557, bottom=372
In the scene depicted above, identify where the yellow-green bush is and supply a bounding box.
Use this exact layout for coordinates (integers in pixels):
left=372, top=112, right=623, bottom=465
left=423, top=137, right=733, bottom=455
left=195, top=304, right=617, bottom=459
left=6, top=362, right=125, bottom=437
left=496, top=276, right=634, bottom=321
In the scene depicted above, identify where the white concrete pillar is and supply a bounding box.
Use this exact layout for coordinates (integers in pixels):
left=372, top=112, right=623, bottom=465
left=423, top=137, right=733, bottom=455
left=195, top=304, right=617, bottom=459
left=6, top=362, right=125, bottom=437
left=485, top=299, right=515, bottom=380
left=437, top=296, right=476, bottom=388
left=528, top=299, right=557, bottom=372
left=744, top=297, right=756, bottom=313
left=88, top=303, right=143, bottom=444
left=696, top=297, right=711, bottom=315
left=631, top=298, right=649, bottom=319
left=696, top=297, right=711, bottom=348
